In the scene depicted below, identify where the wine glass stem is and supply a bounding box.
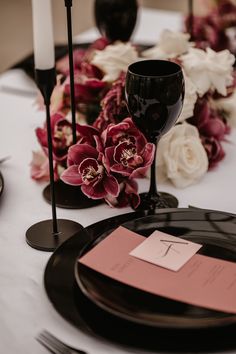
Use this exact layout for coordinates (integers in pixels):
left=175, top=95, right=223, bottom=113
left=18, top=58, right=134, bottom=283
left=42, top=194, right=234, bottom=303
left=148, top=138, right=159, bottom=198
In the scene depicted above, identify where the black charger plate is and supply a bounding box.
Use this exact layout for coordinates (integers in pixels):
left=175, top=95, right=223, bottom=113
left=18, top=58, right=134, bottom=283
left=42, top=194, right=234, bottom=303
left=44, top=208, right=236, bottom=352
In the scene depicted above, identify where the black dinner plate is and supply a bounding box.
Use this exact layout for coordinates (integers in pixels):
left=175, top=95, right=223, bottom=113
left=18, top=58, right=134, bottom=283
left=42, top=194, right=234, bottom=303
left=44, top=208, right=236, bottom=352
left=12, top=42, right=151, bottom=80
left=12, top=43, right=91, bottom=79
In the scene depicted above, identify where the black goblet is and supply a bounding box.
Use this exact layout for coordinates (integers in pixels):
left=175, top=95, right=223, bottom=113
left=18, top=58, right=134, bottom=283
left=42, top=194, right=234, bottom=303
left=94, top=0, right=138, bottom=42
left=125, top=59, right=184, bottom=212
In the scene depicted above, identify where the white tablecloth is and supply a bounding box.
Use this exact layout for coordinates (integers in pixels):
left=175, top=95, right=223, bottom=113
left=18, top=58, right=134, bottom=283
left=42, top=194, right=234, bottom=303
left=0, top=7, right=236, bottom=354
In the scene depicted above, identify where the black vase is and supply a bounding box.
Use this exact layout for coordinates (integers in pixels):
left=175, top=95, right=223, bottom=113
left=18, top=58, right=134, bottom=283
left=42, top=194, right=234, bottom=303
left=94, top=0, right=138, bottom=42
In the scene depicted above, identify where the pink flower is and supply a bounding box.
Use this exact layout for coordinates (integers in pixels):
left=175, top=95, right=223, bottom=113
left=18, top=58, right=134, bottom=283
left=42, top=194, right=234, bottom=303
left=105, top=179, right=140, bottom=208
left=103, top=118, right=155, bottom=178
left=30, top=150, right=59, bottom=182
left=61, top=141, right=119, bottom=200
left=36, top=113, right=80, bottom=166
left=36, top=75, right=66, bottom=114
left=88, top=37, right=109, bottom=51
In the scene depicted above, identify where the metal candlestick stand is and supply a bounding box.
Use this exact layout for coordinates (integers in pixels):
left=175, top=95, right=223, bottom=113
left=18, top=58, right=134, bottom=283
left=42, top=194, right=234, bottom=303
left=26, top=68, right=83, bottom=251
left=43, top=0, right=102, bottom=209
left=188, top=0, right=194, bottom=40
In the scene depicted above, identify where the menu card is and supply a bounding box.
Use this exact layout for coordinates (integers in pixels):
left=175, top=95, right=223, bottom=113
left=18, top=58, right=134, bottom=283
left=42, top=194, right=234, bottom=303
left=79, top=226, right=236, bottom=314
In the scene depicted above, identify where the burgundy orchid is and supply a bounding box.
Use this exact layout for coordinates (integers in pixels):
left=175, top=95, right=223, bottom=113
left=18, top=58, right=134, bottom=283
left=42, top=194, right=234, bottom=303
left=93, top=72, right=128, bottom=131
left=185, top=0, right=236, bottom=53
left=188, top=97, right=229, bottom=168
left=103, top=118, right=155, bottom=179
left=190, top=97, right=229, bottom=141
left=201, top=136, right=225, bottom=169
left=102, top=117, right=146, bottom=147
left=61, top=139, right=120, bottom=200
left=36, top=113, right=80, bottom=166
left=105, top=179, right=140, bottom=208
left=56, top=48, right=86, bottom=76
left=64, top=63, right=108, bottom=105
left=60, top=117, right=154, bottom=205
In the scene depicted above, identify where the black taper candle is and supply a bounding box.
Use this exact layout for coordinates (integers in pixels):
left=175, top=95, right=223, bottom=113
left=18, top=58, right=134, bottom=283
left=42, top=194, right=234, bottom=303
left=64, top=0, right=77, bottom=144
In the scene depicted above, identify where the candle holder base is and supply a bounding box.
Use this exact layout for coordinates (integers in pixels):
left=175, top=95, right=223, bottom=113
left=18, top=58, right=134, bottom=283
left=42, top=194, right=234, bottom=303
left=132, top=192, right=178, bottom=212
left=43, top=180, right=103, bottom=209
left=26, top=219, right=83, bottom=251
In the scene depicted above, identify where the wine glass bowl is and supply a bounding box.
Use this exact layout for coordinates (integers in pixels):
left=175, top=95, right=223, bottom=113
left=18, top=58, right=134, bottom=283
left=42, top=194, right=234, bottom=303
left=94, top=0, right=138, bottom=42
left=125, top=59, right=184, bottom=212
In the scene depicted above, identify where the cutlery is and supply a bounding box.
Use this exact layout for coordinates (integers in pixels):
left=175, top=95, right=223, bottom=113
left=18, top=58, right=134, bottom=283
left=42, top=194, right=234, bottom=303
left=0, top=156, right=11, bottom=164
left=0, top=85, right=37, bottom=97
left=36, top=330, right=87, bottom=354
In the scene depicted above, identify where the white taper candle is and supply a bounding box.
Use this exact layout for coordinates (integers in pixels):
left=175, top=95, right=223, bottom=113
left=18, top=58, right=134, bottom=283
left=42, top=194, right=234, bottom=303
left=32, top=0, right=55, bottom=70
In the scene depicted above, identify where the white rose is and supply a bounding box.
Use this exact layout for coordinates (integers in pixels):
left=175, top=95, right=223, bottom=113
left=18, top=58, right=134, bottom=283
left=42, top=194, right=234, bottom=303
left=157, top=123, right=208, bottom=188
left=142, top=30, right=190, bottom=59
left=178, top=74, right=197, bottom=122
left=180, top=47, right=235, bottom=96
left=91, top=41, right=138, bottom=82
left=213, top=89, right=236, bottom=127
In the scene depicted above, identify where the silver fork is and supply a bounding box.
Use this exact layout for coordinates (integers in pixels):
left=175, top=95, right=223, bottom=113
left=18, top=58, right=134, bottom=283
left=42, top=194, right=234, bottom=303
left=36, top=330, right=87, bottom=354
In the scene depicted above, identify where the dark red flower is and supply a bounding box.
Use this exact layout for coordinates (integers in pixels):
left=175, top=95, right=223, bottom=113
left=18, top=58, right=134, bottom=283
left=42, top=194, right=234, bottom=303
left=190, top=97, right=229, bottom=141
left=201, top=136, right=225, bottom=169
left=103, top=118, right=155, bottom=178
left=56, top=49, right=87, bottom=76
left=93, top=72, right=128, bottom=130
left=105, top=179, right=140, bottom=208
left=61, top=141, right=119, bottom=200
left=76, top=124, right=100, bottom=145
left=102, top=117, right=146, bottom=148
left=64, top=63, right=108, bottom=105
left=36, top=113, right=81, bottom=166
left=87, top=36, right=109, bottom=51
left=185, top=0, right=236, bottom=53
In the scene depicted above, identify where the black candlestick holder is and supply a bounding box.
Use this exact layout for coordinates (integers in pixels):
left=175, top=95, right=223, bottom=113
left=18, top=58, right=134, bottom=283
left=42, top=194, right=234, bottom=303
left=42, top=0, right=102, bottom=209
left=64, top=0, right=76, bottom=144
left=26, top=68, right=84, bottom=251
left=188, top=0, right=194, bottom=40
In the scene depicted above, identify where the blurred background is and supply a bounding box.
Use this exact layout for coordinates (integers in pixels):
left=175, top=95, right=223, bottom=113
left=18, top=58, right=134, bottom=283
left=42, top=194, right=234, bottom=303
left=0, top=0, right=206, bottom=73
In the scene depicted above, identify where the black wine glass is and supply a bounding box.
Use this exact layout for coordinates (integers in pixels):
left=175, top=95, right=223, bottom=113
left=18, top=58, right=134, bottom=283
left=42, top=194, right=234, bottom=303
left=125, top=59, right=185, bottom=212
left=94, top=0, right=138, bottom=42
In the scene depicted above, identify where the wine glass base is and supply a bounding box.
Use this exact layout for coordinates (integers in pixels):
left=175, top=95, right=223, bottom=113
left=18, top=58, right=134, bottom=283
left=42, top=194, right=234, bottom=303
left=26, top=219, right=84, bottom=252
left=43, top=180, right=103, bottom=209
left=134, top=192, right=178, bottom=212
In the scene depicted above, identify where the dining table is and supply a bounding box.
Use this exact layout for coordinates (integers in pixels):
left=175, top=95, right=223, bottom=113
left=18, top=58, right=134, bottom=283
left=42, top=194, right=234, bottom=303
left=1, top=6, right=236, bottom=354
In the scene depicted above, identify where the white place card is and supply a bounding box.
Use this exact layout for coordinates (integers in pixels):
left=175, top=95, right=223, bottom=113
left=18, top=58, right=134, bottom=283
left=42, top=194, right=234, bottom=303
left=129, top=230, right=202, bottom=271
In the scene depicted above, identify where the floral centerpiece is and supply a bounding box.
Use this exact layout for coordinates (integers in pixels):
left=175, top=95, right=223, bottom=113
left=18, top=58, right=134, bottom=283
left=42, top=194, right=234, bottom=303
left=31, top=28, right=236, bottom=207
